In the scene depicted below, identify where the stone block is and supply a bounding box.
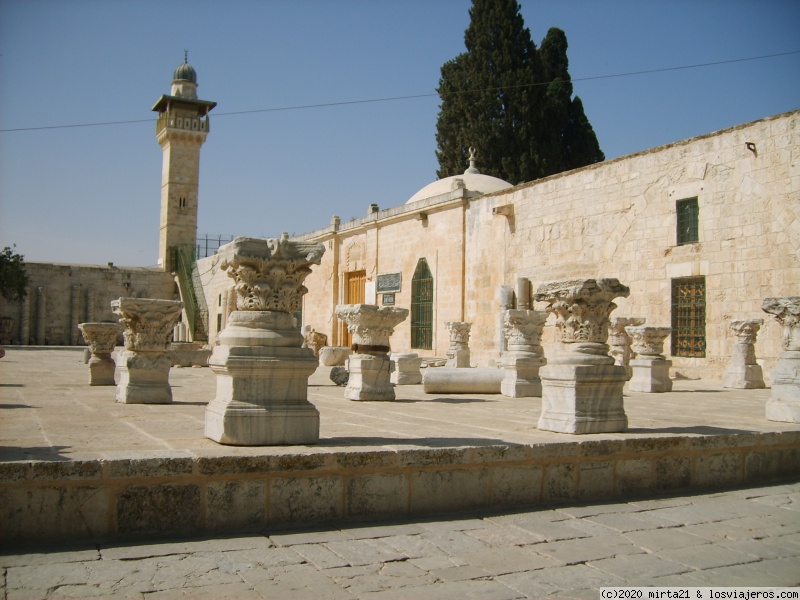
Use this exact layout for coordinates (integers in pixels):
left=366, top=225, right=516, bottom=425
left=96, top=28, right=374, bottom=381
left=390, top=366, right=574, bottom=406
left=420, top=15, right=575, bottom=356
left=578, top=461, right=614, bottom=500
left=628, top=358, right=673, bottom=393
left=115, top=483, right=201, bottom=536
left=0, top=485, right=109, bottom=542
left=207, top=480, right=266, bottom=531
left=390, top=352, right=422, bottom=385
left=410, top=468, right=489, bottom=514
left=115, top=350, right=173, bottom=404
left=346, top=472, right=408, bottom=518
left=318, top=346, right=350, bottom=366
left=538, top=364, right=628, bottom=434
left=345, top=354, right=395, bottom=400
left=491, top=464, right=543, bottom=507
left=542, top=462, right=578, bottom=502
left=616, top=457, right=655, bottom=495
left=694, top=452, right=743, bottom=488
left=270, top=475, right=343, bottom=525
left=655, top=455, right=692, bottom=491
left=744, top=447, right=800, bottom=481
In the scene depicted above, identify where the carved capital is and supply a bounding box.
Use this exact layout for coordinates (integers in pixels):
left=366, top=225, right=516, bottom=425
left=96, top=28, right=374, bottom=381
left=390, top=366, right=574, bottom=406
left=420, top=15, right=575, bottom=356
left=625, top=326, right=672, bottom=357
left=218, top=235, right=324, bottom=313
left=335, top=304, right=409, bottom=352
left=730, top=318, right=763, bottom=345
left=534, top=279, right=630, bottom=345
left=111, top=298, right=183, bottom=352
left=78, top=322, right=119, bottom=355
left=503, top=310, right=547, bottom=354
left=608, top=317, right=645, bottom=347
left=762, top=297, right=800, bottom=351
left=445, top=322, right=472, bottom=347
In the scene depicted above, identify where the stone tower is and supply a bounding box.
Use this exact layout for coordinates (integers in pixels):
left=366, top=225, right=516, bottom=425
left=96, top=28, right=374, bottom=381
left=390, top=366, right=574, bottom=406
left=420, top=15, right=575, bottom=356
left=152, top=54, right=216, bottom=270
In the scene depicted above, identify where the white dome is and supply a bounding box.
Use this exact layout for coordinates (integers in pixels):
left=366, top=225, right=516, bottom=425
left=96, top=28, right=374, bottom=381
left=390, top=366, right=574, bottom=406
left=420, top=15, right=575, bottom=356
left=406, top=148, right=512, bottom=204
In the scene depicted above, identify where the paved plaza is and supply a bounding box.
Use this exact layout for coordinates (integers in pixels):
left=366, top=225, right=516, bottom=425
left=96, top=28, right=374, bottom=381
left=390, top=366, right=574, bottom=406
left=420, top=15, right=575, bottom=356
left=1, top=347, right=799, bottom=597
left=1, top=482, right=799, bottom=598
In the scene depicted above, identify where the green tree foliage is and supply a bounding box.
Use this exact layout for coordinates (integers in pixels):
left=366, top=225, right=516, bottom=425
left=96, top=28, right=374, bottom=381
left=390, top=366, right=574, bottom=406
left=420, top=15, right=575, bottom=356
left=0, top=245, right=29, bottom=303
left=436, top=0, right=604, bottom=184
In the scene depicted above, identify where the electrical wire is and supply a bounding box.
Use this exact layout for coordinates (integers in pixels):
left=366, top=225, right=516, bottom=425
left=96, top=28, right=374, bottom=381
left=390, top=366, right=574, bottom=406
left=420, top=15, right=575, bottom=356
left=1, top=50, right=798, bottom=133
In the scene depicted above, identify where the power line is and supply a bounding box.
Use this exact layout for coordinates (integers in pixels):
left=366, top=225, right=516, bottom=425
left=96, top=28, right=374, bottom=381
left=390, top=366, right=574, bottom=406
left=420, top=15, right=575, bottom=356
left=1, top=50, right=798, bottom=133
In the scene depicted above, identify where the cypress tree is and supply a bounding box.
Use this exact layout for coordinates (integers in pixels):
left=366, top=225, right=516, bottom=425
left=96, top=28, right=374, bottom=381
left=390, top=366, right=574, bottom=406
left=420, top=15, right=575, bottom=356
left=435, top=2, right=603, bottom=184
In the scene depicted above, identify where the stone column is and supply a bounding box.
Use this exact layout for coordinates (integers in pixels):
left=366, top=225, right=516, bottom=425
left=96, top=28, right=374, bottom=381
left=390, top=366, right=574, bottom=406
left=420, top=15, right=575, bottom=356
left=626, top=326, right=673, bottom=393
left=85, top=289, right=95, bottom=324
left=70, top=284, right=81, bottom=346
left=112, top=297, right=183, bottom=404
left=722, top=319, right=765, bottom=389
left=609, top=317, right=645, bottom=379
left=445, top=321, right=471, bottom=368
left=497, top=285, right=514, bottom=357
left=534, top=278, right=630, bottom=434
left=500, top=309, right=548, bottom=397
left=78, top=322, right=119, bottom=386
left=390, top=352, right=423, bottom=385
left=204, top=235, right=325, bottom=445
left=335, top=304, right=409, bottom=401
left=36, top=287, right=46, bottom=345
left=19, top=288, right=30, bottom=345
left=762, top=297, right=800, bottom=422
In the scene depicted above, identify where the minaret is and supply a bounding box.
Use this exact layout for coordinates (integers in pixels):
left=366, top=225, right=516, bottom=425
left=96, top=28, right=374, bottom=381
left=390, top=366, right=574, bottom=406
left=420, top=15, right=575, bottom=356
left=152, top=54, right=217, bottom=270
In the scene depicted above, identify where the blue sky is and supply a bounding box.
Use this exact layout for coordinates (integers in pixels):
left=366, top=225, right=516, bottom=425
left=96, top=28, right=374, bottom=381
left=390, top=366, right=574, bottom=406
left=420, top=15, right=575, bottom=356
left=1, top=0, right=798, bottom=267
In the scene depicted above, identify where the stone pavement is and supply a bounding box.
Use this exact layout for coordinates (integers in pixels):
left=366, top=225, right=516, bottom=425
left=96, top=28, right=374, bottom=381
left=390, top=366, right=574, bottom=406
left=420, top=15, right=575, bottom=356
left=1, top=481, right=799, bottom=599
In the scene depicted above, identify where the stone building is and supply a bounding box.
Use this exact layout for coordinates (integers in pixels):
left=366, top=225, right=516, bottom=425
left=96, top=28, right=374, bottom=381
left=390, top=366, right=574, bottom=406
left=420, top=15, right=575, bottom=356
left=272, top=110, right=796, bottom=382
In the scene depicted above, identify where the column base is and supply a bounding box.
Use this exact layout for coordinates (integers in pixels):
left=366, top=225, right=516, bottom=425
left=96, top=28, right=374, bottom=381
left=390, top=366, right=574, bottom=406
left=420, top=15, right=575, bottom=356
left=115, top=351, right=172, bottom=404
left=538, top=363, right=628, bottom=434
left=628, top=358, right=673, bottom=393
left=205, top=344, right=319, bottom=445
left=722, top=364, right=765, bottom=389
left=500, top=355, right=544, bottom=398
left=88, top=355, right=116, bottom=386
left=766, top=351, right=800, bottom=423
left=346, top=354, right=395, bottom=401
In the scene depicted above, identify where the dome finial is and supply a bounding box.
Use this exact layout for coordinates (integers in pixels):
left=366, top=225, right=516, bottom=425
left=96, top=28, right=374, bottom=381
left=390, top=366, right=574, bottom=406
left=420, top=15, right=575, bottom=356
left=464, top=146, right=480, bottom=174
left=184, top=49, right=188, bottom=63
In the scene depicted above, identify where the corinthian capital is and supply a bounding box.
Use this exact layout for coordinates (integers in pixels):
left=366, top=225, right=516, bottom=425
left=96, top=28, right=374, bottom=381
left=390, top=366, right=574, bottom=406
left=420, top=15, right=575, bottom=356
left=218, top=235, right=325, bottom=313
left=534, top=278, right=629, bottom=345
left=762, top=297, right=800, bottom=351
left=111, top=298, right=183, bottom=352
left=335, top=304, right=409, bottom=352
left=78, top=322, right=120, bottom=355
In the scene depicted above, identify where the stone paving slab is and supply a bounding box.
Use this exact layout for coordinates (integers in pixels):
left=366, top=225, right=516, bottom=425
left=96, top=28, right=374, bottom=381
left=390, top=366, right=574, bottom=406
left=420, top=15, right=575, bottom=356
left=0, top=482, right=798, bottom=598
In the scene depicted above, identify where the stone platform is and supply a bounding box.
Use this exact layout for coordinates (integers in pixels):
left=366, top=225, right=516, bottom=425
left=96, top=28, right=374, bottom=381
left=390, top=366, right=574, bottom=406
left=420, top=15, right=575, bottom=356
left=1, top=348, right=798, bottom=544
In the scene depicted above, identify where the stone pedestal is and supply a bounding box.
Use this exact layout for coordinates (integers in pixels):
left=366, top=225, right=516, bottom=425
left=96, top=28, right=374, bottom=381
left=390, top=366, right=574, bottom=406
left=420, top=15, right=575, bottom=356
left=445, top=322, right=471, bottom=368
left=390, top=352, right=423, bottom=385
left=609, top=317, right=645, bottom=380
left=625, top=326, right=673, bottom=393
left=336, top=304, right=409, bottom=401
left=204, top=235, right=325, bottom=445
left=111, top=298, right=183, bottom=404
left=500, top=310, right=547, bottom=398
left=762, top=298, right=800, bottom=422
left=534, top=279, right=630, bottom=434
left=78, top=322, right=119, bottom=386
left=723, top=319, right=765, bottom=389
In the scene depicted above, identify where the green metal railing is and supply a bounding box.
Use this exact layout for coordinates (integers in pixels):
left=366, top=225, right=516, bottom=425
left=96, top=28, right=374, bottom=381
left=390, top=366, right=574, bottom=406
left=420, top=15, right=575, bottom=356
left=172, top=244, right=208, bottom=342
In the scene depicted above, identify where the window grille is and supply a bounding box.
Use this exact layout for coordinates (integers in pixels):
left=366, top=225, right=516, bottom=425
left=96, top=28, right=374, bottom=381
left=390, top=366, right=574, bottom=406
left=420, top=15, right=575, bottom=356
left=411, top=258, right=433, bottom=350
left=671, top=276, right=706, bottom=357
left=676, top=197, right=699, bottom=245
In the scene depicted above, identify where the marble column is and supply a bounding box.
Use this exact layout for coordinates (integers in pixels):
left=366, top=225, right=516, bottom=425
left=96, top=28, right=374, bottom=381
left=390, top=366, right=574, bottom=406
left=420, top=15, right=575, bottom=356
left=445, top=321, right=471, bottom=368
left=390, top=352, right=423, bottom=385
left=534, top=278, right=630, bottom=434
left=722, top=319, right=765, bottom=389
left=70, top=284, right=81, bottom=346
left=335, top=304, right=409, bottom=401
left=36, top=287, right=46, bottom=345
left=204, top=235, right=325, bottom=445
left=19, top=288, right=30, bottom=345
left=762, top=297, right=800, bottom=422
left=112, top=297, right=183, bottom=404
left=78, top=322, right=119, bottom=386
left=609, top=317, right=645, bottom=379
left=500, top=309, right=548, bottom=397
left=626, top=326, right=673, bottom=393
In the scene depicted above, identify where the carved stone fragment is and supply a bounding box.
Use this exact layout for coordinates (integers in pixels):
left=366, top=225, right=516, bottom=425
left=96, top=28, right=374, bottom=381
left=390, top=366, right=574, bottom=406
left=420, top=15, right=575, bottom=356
left=762, top=297, right=800, bottom=422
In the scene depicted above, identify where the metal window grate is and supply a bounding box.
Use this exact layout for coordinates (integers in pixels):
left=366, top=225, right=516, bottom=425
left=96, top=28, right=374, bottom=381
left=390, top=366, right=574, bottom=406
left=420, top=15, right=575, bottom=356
left=671, top=276, right=706, bottom=357
left=411, top=258, right=433, bottom=350
left=676, top=197, right=699, bottom=245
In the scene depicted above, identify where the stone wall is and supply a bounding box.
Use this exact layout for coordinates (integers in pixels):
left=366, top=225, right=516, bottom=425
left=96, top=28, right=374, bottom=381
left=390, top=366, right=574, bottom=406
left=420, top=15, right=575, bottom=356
left=296, top=111, right=799, bottom=381
left=0, top=263, right=177, bottom=345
